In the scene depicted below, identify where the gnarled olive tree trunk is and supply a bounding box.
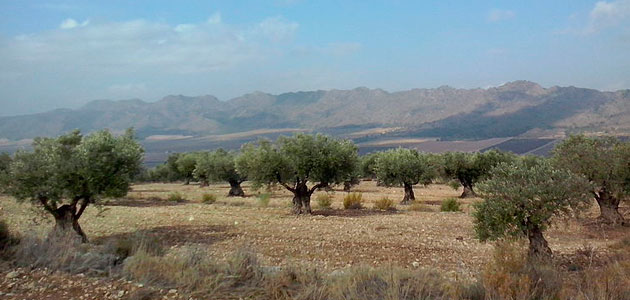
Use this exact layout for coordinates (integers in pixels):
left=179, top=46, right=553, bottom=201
left=527, top=225, right=552, bottom=260
left=228, top=179, right=245, bottom=197
left=459, top=178, right=476, bottom=198
left=595, top=188, right=625, bottom=225
left=401, top=182, right=415, bottom=205
left=281, top=179, right=324, bottom=215
left=50, top=202, right=88, bottom=243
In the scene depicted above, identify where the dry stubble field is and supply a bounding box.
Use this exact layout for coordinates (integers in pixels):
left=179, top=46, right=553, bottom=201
left=2, top=180, right=628, bottom=281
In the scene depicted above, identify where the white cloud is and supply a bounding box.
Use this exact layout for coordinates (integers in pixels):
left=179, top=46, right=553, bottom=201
left=487, top=9, right=515, bottom=22
left=585, top=0, right=630, bottom=33
left=207, top=12, right=222, bottom=24
left=254, top=17, right=299, bottom=41
left=1, top=16, right=300, bottom=77
left=59, top=18, right=89, bottom=29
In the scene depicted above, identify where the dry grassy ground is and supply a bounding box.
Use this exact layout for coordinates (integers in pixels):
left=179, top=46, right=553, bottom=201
left=2, top=180, right=627, bottom=282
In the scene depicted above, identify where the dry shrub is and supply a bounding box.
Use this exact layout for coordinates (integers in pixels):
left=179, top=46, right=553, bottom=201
left=124, top=245, right=223, bottom=294
left=201, top=193, right=217, bottom=204
left=167, top=192, right=186, bottom=203
left=327, top=266, right=455, bottom=300
left=373, top=197, right=396, bottom=211
left=263, top=267, right=328, bottom=300
left=12, top=232, right=118, bottom=276
left=481, top=241, right=563, bottom=300
left=343, top=193, right=363, bottom=209
left=316, top=193, right=333, bottom=209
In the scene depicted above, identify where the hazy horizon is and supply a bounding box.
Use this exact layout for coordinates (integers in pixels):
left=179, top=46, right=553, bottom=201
left=1, top=1, right=629, bottom=116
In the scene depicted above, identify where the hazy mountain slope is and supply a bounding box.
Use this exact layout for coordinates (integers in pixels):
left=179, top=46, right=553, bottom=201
left=0, top=81, right=628, bottom=141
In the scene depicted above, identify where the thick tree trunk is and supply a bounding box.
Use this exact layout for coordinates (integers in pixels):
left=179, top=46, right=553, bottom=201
left=527, top=226, right=552, bottom=260
left=291, top=182, right=312, bottom=214
left=401, top=182, right=415, bottom=205
left=52, top=205, right=87, bottom=243
left=460, top=184, right=476, bottom=198
left=228, top=180, right=245, bottom=197
left=199, top=180, right=209, bottom=187
left=595, top=189, right=625, bottom=225
left=343, top=181, right=352, bottom=192
left=184, top=178, right=190, bottom=185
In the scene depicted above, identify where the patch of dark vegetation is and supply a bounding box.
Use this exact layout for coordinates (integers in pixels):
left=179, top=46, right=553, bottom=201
left=311, top=209, right=398, bottom=218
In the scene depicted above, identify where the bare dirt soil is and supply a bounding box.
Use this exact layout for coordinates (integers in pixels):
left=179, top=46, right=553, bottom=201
left=1, top=181, right=628, bottom=299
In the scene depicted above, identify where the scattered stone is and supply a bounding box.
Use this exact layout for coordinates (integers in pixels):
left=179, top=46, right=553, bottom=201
left=5, top=271, right=20, bottom=279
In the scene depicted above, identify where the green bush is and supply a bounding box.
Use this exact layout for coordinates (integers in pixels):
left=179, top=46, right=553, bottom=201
left=343, top=193, right=363, bottom=209
left=257, top=193, right=271, bottom=207
left=316, top=193, right=333, bottom=209
left=447, top=180, right=461, bottom=191
left=373, top=197, right=395, bottom=211
left=201, top=193, right=217, bottom=204
left=440, top=198, right=461, bottom=212
left=167, top=192, right=186, bottom=203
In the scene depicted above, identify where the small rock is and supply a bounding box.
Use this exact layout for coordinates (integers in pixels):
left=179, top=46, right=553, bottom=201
left=411, top=261, right=420, bottom=268
left=168, top=289, right=178, bottom=294
left=5, top=271, right=19, bottom=279
left=117, top=290, right=126, bottom=298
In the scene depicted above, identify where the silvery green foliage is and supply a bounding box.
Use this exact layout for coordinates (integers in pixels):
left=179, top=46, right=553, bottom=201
left=373, top=148, right=435, bottom=187
left=6, top=129, right=144, bottom=207
left=193, top=149, right=244, bottom=183
left=236, top=133, right=359, bottom=190
left=473, top=158, right=591, bottom=242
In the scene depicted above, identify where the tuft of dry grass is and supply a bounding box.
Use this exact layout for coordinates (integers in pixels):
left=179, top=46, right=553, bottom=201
left=315, top=193, right=333, bottom=209
left=343, top=193, right=363, bottom=210
left=373, top=197, right=396, bottom=211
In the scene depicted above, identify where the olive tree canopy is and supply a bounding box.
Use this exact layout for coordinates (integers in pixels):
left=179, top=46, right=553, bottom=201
left=441, top=150, right=515, bottom=198
left=4, top=129, right=143, bottom=241
left=194, top=149, right=246, bottom=196
left=373, top=148, right=436, bottom=204
left=552, top=135, right=630, bottom=225
left=236, top=133, right=358, bottom=214
left=474, top=158, right=591, bottom=259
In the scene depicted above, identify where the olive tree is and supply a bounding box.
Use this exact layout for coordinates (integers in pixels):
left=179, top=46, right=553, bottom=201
left=473, top=158, right=591, bottom=259
left=194, top=149, right=246, bottom=196
left=4, top=129, right=143, bottom=241
left=175, top=152, right=198, bottom=185
left=373, top=148, right=435, bottom=204
left=441, top=150, right=515, bottom=198
left=236, top=133, right=358, bottom=214
left=0, top=152, right=11, bottom=193
left=552, top=135, right=630, bottom=225
left=359, top=152, right=379, bottom=180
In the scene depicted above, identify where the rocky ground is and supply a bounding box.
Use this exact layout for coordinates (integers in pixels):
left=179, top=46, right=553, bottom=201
left=0, top=181, right=628, bottom=299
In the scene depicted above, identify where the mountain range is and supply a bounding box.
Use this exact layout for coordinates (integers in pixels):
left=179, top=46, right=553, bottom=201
left=1, top=81, right=629, bottom=143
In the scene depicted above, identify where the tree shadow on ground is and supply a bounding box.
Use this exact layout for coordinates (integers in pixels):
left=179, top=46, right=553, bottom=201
left=94, top=225, right=235, bottom=247
left=310, top=209, right=399, bottom=218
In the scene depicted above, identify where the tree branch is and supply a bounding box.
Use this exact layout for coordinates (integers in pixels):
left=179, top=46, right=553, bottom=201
left=308, top=182, right=326, bottom=195
left=75, top=197, right=89, bottom=219
left=38, top=196, right=58, bottom=217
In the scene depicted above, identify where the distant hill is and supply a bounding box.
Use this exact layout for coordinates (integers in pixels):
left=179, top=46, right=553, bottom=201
left=1, top=81, right=629, bottom=142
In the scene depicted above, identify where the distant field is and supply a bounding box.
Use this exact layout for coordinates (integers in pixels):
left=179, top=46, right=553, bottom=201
left=480, top=138, right=556, bottom=155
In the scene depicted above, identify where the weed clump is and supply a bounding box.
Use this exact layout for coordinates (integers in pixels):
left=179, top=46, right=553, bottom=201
left=316, top=193, right=333, bottom=209
left=257, top=193, right=271, bottom=207
left=343, top=193, right=363, bottom=209
left=201, top=193, right=217, bottom=204
left=373, top=197, right=395, bottom=211
left=440, top=198, right=461, bottom=212
left=167, top=192, right=186, bottom=203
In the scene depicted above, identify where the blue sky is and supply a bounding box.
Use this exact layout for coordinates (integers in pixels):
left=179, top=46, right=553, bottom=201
left=1, top=0, right=629, bottom=116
